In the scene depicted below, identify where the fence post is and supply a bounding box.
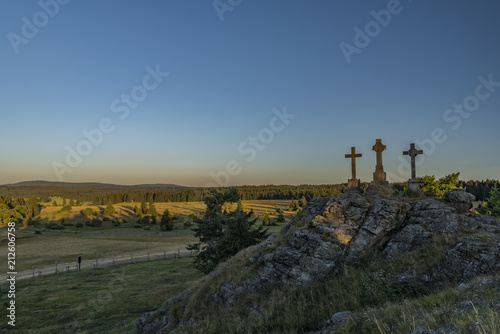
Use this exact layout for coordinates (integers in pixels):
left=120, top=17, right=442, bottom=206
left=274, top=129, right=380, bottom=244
left=32, top=266, right=35, bottom=279
left=55, top=261, right=58, bottom=275
left=113, top=256, right=116, bottom=266
left=164, top=249, right=166, bottom=258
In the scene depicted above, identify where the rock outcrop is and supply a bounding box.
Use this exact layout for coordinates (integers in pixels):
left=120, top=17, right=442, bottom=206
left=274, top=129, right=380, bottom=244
left=137, top=187, right=499, bottom=333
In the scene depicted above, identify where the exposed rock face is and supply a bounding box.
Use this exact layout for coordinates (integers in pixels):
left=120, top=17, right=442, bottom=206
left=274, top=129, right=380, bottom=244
left=137, top=189, right=499, bottom=333
left=442, top=188, right=475, bottom=212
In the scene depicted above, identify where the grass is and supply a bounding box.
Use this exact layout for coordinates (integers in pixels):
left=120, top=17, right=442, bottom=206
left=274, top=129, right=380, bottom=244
left=38, top=200, right=294, bottom=224
left=0, top=257, right=203, bottom=333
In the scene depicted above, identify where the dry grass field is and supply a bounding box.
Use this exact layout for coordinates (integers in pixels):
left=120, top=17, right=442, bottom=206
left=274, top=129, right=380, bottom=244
left=39, top=199, right=292, bottom=222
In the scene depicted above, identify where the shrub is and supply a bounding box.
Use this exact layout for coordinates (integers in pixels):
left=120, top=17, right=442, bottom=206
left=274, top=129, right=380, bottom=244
left=133, top=224, right=142, bottom=229
left=46, top=222, right=65, bottom=230
left=59, top=204, right=72, bottom=213
left=80, top=208, right=97, bottom=217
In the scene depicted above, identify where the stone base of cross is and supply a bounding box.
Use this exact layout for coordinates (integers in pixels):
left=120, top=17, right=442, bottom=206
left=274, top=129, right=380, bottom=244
left=371, top=169, right=388, bottom=186
left=408, top=178, right=423, bottom=193
left=347, top=179, right=360, bottom=191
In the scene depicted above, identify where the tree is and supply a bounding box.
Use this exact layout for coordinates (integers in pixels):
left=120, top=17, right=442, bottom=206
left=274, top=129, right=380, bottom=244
left=104, top=201, right=116, bottom=216
left=135, top=206, right=144, bottom=219
left=26, top=196, right=39, bottom=217
left=69, top=198, right=75, bottom=206
left=262, top=213, right=270, bottom=226
left=276, top=210, right=286, bottom=223
left=237, top=199, right=244, bottom=212
left=288, top=200, right=300, bottom=211
left=81, top=208, right=97, bottom=217
left=141, top=200, right=149, bottom=215
left=478, top=184, right=500, bottom=217
left=160, top=209, right=174, bottom=231
left=62, top=197, right=67, bottom=206
left=187, top=189, right=269, bottom=274
left=141, top=215, right=151, bottom=225
left=420, top=173, right=460, bottom=198
left=149, top=203, right=158, bottom=220
left=298, top=196, right=307, bottom=208
left=52, top=200, right=58, bottom=207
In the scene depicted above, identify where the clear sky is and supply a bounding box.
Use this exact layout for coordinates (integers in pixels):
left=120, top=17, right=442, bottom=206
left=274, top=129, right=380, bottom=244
left=1, top=0, right=499, bottom=187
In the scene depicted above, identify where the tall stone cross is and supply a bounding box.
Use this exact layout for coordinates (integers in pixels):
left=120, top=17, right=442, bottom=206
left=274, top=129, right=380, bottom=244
left=345, top=147, right=362, bottom=189
left=372, top=139, right=387, bottom=185
left=403, top=143, right=423, bottom=180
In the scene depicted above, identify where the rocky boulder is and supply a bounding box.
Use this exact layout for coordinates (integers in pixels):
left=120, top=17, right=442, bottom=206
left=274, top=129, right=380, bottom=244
left=137, top=189, right=499, bottom=333
left=442, top=188, right=475, bottom=212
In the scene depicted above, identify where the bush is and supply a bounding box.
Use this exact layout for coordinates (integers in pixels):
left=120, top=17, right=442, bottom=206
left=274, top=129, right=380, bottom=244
left=35, top=230, right=42, bottom=234
left=133, top=224, right=142, bottom=229
left=183, top=220, right=192, bottom=229
left=59, top=204, right=72, bottom=213
left=80, top=208, right=97, bottom=217
left=262, top=213, right=270, bottom=226
left=46, top=222, right=65, bottom=230
left=75, top=222, right=83, bottom=228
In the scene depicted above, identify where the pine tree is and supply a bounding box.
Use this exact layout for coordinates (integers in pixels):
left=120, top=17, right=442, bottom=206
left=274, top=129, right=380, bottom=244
left=104, top=201, right=116, bottom=216
left=479, top=184, right=500, bottom=217
left=288, top=200, right=300, bottom=211
left=187, top=189, right=269, bottom=274
left=135, top=206, right=144, bottom=219
left=276, top=210, right=286, bottom=223
left=299, top=196, right=307, bottom=208
left=149, top=203, right=158, bottom=220
left=69, top=198, right=75, bottom=206
left=160, top=209, right=174, bottom=231
left=237, top=199, right=244, bottom=212
left=262, top=213, right=270, bottom=226
left=141, top=200, right=149, bottom=215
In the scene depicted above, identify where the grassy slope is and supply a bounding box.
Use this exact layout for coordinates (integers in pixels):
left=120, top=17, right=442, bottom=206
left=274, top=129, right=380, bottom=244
left=0, top=257, right=203, bottom=334
left=164, top=228, right=499, bottom=333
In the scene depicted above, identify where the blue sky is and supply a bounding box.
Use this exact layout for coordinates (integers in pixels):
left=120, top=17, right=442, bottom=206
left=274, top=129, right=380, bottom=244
left=1, top=0, right=499, bottom=187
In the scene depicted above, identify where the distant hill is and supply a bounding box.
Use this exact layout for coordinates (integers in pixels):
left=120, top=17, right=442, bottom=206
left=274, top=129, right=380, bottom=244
left=2, top=180, right=184, bottom=188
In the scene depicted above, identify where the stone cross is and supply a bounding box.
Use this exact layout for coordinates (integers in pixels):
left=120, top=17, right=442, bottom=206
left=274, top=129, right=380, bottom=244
left=372, top=139, right=387, bottom=184
left=403, top=143, right=423, bottom=180
left=345, top=147, right=362, bottom=189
